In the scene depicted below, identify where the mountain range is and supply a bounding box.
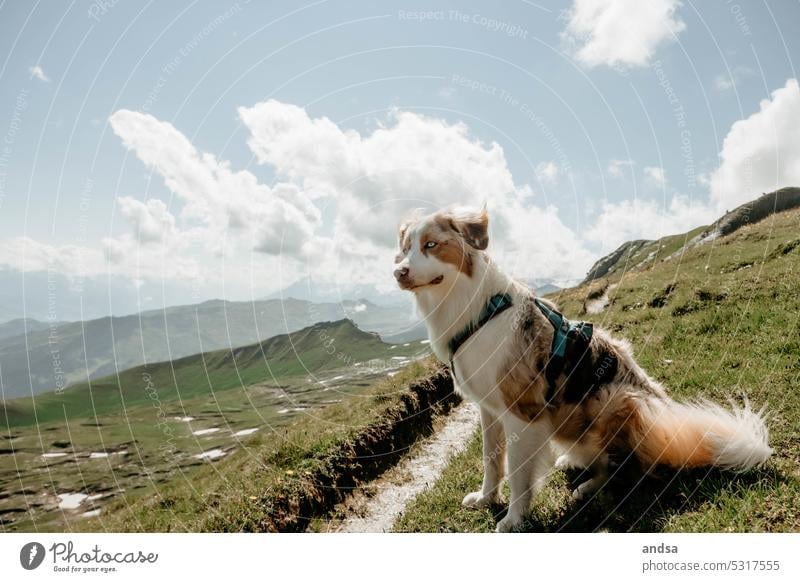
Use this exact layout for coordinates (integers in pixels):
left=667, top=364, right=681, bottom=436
left=0, top=297, right=420, bottom=399
left=1, top=318, right=408, bottom=428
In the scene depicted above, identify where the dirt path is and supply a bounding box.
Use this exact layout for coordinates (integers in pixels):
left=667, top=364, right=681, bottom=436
left=336, top=402, right=479, bottom=532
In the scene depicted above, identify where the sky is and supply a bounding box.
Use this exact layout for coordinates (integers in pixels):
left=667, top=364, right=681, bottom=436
left=0, top=0, right=799, bottom=315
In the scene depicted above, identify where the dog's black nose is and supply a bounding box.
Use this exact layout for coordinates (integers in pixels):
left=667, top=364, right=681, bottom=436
left=394, top=266, right=409, bottom=281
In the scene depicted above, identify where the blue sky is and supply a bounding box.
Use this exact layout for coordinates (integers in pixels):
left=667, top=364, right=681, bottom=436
left=0, top=0, right=799, bottom=315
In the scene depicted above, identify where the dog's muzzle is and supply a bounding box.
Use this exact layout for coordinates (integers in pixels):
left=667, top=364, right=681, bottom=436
left=394, top=267, right=443, bottom=290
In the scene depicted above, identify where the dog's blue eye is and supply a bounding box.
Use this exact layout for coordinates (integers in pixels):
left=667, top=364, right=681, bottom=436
left=424, top=241, right=437, bottom=249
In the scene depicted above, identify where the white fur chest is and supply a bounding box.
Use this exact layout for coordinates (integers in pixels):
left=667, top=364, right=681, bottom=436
left=433, top=307, right=517, bottom=416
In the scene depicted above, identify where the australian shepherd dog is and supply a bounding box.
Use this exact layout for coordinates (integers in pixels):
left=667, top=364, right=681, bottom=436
left=393, top=206, right=772, bottom=532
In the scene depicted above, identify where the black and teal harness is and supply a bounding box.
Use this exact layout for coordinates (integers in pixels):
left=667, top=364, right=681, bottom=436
left=531, top=298, right=594, bottom=402
left=447, top=293, right=595, bottom=402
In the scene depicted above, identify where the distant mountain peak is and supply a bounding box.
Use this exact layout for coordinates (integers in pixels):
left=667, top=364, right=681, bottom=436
left=309, top=318, right=357, bottom=330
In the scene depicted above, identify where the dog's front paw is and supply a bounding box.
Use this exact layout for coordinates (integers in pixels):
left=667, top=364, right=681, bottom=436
left=554, top=454, right=585, bottom=470
left=554, top=454, right=573, bottom=470
left=462, top=491, right=499, bottom=508
left=495, top=513, right=523, bottom=533
left=571, top=476, right=604, bottom=502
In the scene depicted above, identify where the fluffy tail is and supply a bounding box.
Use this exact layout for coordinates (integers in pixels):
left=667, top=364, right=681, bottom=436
left=626, top=396, right=772, bottom=472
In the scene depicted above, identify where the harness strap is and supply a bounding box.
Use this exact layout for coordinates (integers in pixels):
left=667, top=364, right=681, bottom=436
left=448, top=293, right=513, bottom=381
left=533, top=298, right=594, bottom=402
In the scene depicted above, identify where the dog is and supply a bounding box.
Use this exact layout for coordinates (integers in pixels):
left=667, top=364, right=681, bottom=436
left=393, top=206, right=772, bottom=532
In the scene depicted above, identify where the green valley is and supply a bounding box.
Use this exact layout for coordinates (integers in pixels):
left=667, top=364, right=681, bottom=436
left=0, top=319, right=428, bottom=531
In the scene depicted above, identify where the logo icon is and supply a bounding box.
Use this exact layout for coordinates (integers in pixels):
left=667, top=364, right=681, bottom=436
left=20, top=542, right=46, bottom=570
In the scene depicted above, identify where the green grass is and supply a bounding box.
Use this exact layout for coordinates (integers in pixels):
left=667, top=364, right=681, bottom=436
left=394, top=207, right=800, bottom=532
left=70, top=358, right=442, bottom=532
left=0, top=319, right=430, bottom=532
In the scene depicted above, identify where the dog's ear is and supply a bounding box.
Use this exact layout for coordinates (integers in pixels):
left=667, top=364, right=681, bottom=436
left=449, top=207, right=489, bottom=250
left=398, top=221, right=409, bottom=245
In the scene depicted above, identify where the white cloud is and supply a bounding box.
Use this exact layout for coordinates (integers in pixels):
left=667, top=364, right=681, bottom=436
left=0, top=110, right=331, bottom=293
left=0, top=237, right=106, bottom=276
left=437, top=86, right=456, bottom=99
left=117, top=197, right=177, bottom=244
left=535, top=161, right=560, bottom=185
left=239, top=100, right=516, bottom=252
left=710, top=78, right=800, bottom=210
left=0, top=214, right=202, bottom=285
left=17, top=105, right=574, bottom=292
left=714, top=66, right=754, bottom=92
left=715, top=76, right=734, bottom=92
left=11, top=80, right=793, bottom=297
left=108, top=109, right=321, bottom=259
left=563, top=0, right=685, bottom=68
left=585, top=196, right=716, bottom=251
left=28, top=65, right=50, bottom=82
left=492, top=199, right=595, bottom=284
left=239, top=101, right=594, bottom=284
left=608, top=158, right=634, bottom=178
left=99, top=196, right=205, bottom=282
left=644, top=166, right=666, bottom=187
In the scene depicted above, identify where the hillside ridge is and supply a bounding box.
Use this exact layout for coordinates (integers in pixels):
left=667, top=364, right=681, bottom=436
left=0, top=294, right=417, bottom=399
left=583, top=187, right=800, bottom=283
left=0, top=318, right=401, bottom=428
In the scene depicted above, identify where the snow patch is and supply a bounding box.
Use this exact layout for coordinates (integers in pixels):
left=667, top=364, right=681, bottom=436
left=194, top=449, right=226, bottom=460
left=192, top=428, right=220, bottom=436
left=233, top=428, right=259, bottom=437
left=58, top=493, right=88, bottom=510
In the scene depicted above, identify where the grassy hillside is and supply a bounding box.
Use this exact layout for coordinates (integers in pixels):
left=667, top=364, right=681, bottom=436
left=0, top=318, right=53, bottom=340
left=0, top=318, right=431, bottom=532
left=584, top=186, right=800, bottom=283
left=77, top=359, right=448, bottom=533
left=395, top=204, right=800, bottom=532
left=0, top=296, right=421, bottom=399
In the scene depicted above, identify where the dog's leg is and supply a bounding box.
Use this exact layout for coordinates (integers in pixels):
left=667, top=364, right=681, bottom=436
left=495, top=415, right=552, bottom=533
left=553, top=442, right=595, bottom=471
left=572, top=453, right=610, bottom=501
left=463, top=407, right=506, bottom=508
